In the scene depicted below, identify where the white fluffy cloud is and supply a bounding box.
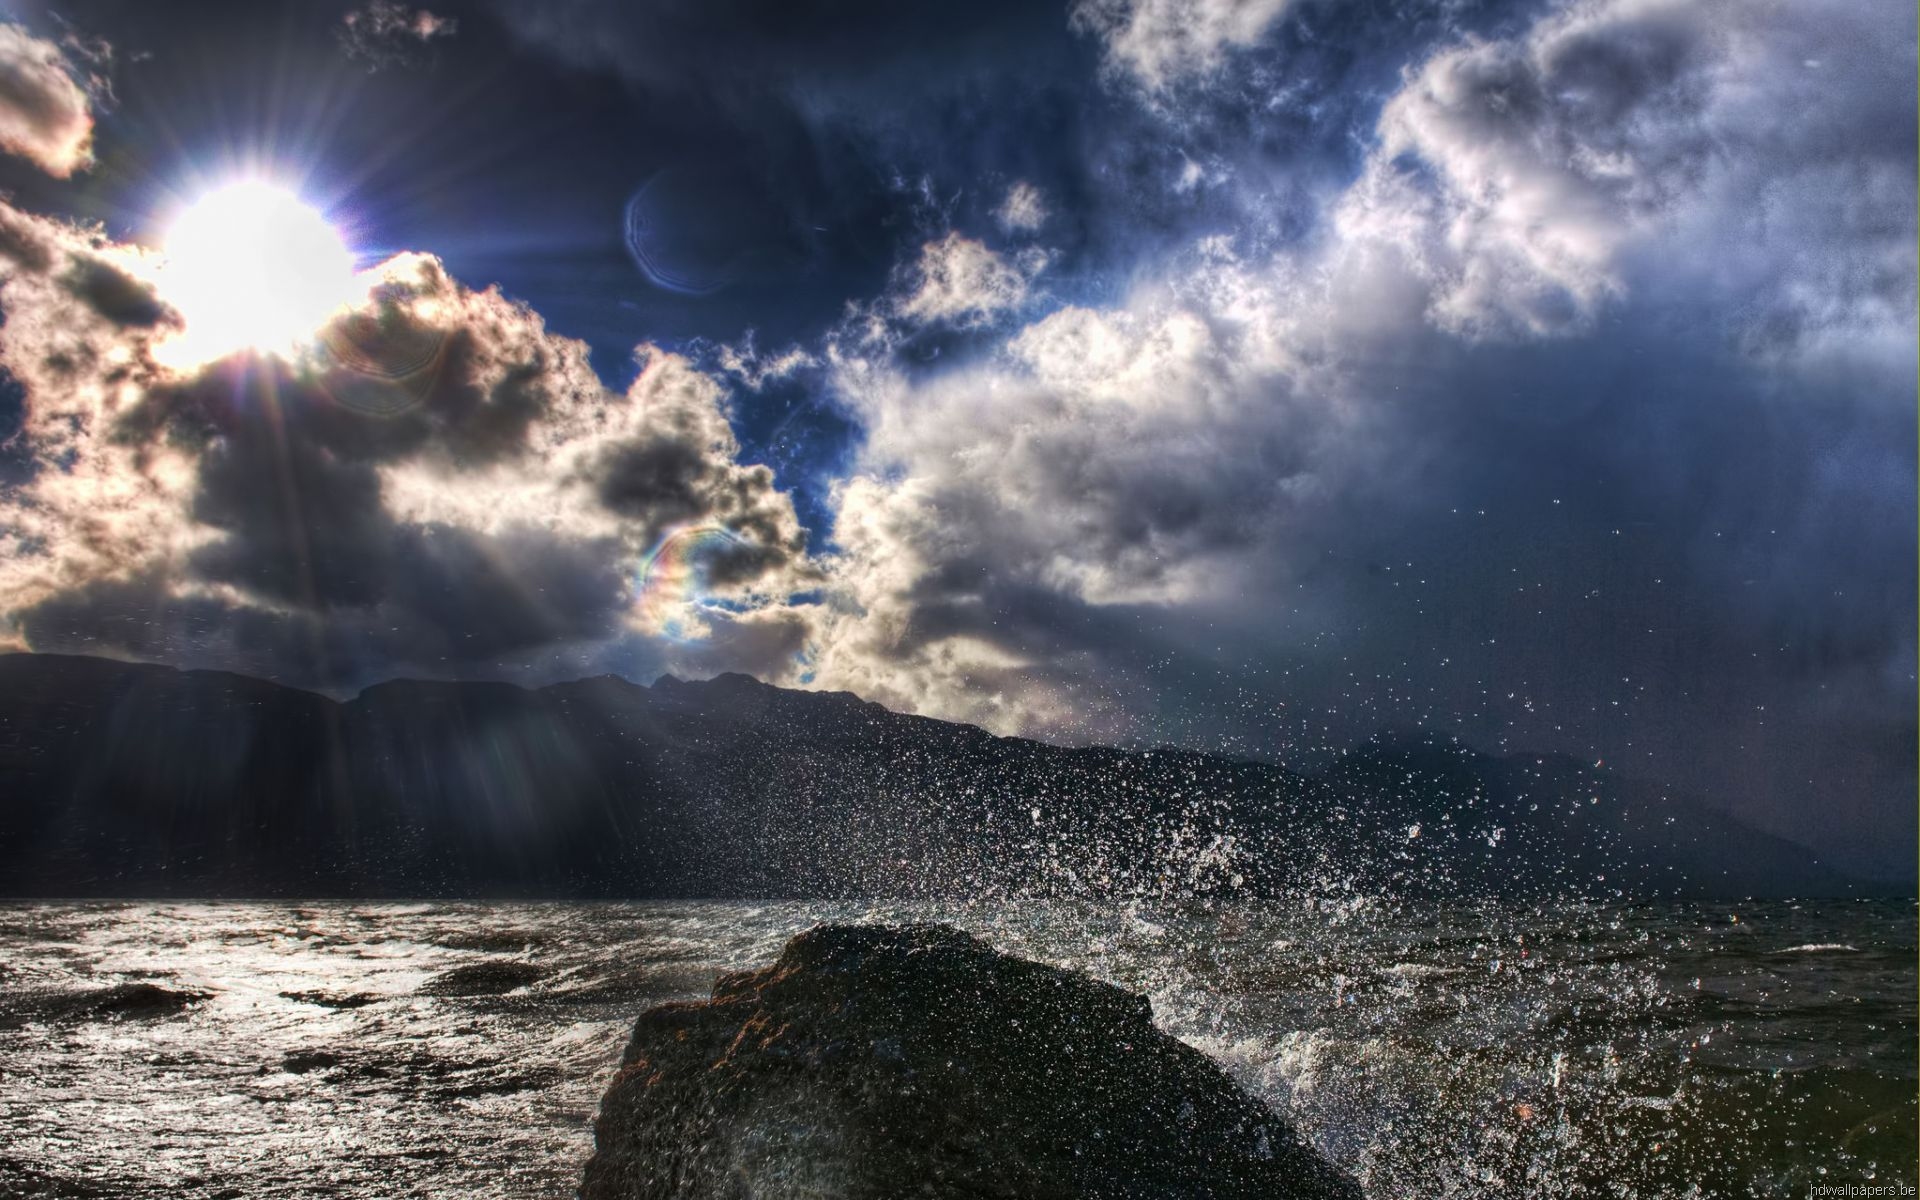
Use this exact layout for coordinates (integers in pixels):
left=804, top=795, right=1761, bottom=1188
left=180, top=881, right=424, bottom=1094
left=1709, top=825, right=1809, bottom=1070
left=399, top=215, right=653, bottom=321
left=0, top=24, right=95, bottom=177
left=1071, top=0, right=1294, bottom=91
left=1337, top=0, right=1915, bottom=346
left=809, top=235, right=1357, bottom=736
left=895, top=232, right=1044, bottom=328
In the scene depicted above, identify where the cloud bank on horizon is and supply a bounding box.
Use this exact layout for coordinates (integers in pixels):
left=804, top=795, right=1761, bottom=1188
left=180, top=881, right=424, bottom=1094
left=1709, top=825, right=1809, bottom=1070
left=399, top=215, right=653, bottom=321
left=0, top=0, right=1909, bottom=869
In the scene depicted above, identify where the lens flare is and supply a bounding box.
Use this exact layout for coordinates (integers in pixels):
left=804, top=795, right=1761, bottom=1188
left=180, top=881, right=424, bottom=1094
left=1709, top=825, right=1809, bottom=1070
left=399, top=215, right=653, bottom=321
left=155, top=179, right=362, bottom=369
left=634, top=525, right=751, bottom=638
left=316, top=304, right=450, bottom=417
left=621, top=161, right=780, bottom=298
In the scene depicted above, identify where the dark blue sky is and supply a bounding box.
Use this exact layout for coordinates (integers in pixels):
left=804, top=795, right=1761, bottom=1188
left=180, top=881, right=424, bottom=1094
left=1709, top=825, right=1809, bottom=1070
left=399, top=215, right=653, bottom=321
left=0, top=0, right=1911, bottom=878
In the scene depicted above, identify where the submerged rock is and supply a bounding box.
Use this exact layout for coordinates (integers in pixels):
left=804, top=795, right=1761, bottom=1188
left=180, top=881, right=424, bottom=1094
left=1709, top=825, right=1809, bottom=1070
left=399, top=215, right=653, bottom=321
left=74, top=982, right=210, bottom=1019
left=279, top=988, right=380, bottom=1009
left=279, top=1049, right=343, bottom=1075
left=581, top=923, right=1359, bottom=1200
left=0, top=981, right=211, bottom=1028
left=421, top=960, right=544, bottom=996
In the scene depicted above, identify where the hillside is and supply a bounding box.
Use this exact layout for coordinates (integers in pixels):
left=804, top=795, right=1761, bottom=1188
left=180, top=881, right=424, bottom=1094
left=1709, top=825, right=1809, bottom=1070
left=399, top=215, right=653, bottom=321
left=0, top=653, right=1864, bottom=899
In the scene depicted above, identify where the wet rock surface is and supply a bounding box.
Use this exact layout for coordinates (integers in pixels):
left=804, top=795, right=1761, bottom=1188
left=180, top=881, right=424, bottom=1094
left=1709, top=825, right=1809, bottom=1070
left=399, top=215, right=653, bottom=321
left=0, top=1155, right=120, bottom=1198
left=278, top=989, right=380, bottom=1009
left=0, top=981, right=211, bottom=1028
left=582, top=923, right=1360, bottom=1200
left=421, top=960, right=545, bottom=996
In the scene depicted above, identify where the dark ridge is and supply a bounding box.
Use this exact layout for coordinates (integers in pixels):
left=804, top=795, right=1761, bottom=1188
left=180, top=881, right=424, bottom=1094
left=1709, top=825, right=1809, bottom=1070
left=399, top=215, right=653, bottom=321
left=0, top=651, right=1870, bottom=900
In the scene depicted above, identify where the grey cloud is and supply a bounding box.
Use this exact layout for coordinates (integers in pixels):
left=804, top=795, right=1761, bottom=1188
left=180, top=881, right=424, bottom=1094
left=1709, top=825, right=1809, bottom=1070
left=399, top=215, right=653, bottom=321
left=795, top=0, right=1913, bottom=870
left=597, top=440, right=712, bottom=529
left=1339, top=0, right=1915, bottom=345
left=62, top=257, right=170, bottom=329
left=0, top=23, right=93, bottom=177
left=1071, top=0, right=1296, bottom=92
left=0, top=210, right=819, bottom=690
left=20, top=524, right=631, bottom=683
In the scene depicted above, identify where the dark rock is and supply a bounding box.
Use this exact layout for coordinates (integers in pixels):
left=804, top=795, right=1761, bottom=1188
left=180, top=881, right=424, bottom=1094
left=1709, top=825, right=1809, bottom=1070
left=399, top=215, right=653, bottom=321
left=432, top=929, right=545, bottom=953
left=581, top=923, right=1359, bottom=1200
left=280, top=989, right=380, bottom=1009
left=0, top=981, right=211, bottom=1028
left=0, top=1155, right=120, bottom=1197
left=280, top=1050, right=342, bottom=1074
left=421, top=960, right=545, bottom=996
left=80, top=981, right=210, bottom=1018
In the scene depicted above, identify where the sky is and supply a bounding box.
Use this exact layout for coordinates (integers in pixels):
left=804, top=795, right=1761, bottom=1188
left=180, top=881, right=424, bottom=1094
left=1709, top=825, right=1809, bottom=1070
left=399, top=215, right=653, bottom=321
left=0, top=0, right=1911, bottom=877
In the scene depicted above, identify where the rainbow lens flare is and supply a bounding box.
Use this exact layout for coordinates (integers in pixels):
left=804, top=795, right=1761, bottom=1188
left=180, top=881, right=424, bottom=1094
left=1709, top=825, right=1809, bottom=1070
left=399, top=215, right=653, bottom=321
left=634, top=524, right=752, bottom=638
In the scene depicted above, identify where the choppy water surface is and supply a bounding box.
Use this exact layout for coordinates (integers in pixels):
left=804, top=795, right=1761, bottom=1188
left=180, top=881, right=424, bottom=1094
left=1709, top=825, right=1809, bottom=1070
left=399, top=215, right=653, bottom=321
left=0, top=898, right=1911, bottom=1198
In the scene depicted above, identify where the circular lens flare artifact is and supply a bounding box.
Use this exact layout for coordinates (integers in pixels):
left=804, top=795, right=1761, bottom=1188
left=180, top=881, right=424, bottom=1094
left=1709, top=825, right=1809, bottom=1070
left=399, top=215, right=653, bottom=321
left=316, top=305, right=450, bottom=417
left=635, top=525, right=754, bottom=639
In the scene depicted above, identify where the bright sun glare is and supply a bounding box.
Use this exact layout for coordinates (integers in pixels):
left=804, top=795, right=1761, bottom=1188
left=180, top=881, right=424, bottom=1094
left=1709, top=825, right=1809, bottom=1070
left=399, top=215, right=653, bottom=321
left=156, top=179, right=359, bottom=368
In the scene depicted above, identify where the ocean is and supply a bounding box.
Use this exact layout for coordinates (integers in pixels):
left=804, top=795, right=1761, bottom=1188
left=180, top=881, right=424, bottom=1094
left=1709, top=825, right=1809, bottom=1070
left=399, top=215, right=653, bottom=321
left=0, top=897, right=1912, bottom=1198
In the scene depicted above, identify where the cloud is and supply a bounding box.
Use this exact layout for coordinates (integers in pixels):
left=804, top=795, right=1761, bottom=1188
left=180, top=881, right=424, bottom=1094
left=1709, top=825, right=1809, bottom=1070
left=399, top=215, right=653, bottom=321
left=0, top=207, right=818, bottom=690
left=895, top=233, right=1044, bottom=328
left=338, top=2, right=458, bottom=71
left=808, top=232, right=1354, bottom=735
left=1071, top=0, right=1295, bottom=91
left=0, top=24, right=95, bottom=177
left=713, top=338, right=815, bottom=390
left=996, top=182, right=1049, bottom=234
left=1336, top=0, right=1916, bottom=345
left=792, top=0, right=1915, bottom=870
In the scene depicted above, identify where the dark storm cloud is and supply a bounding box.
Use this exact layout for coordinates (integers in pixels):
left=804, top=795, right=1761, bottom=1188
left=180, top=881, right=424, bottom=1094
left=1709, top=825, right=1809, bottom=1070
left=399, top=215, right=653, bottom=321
left=597, top=439, right=711, bottom=528
left=20, top=523, right=629, bottom=679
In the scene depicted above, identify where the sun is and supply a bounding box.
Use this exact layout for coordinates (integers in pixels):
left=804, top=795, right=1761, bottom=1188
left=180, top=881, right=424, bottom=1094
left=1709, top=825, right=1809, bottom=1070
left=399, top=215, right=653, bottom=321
left=155, top=179, right=361, bottom=368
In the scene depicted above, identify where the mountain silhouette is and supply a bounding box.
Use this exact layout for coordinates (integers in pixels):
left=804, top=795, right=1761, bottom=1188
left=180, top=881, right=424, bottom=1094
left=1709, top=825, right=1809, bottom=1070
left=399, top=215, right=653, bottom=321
left=0, top=653, right=1864, bottom=899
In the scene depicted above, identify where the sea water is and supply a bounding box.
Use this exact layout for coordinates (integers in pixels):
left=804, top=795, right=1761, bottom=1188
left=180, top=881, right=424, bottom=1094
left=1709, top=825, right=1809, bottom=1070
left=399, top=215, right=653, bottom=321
left=0, top=898, right=1912, bottom=1198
